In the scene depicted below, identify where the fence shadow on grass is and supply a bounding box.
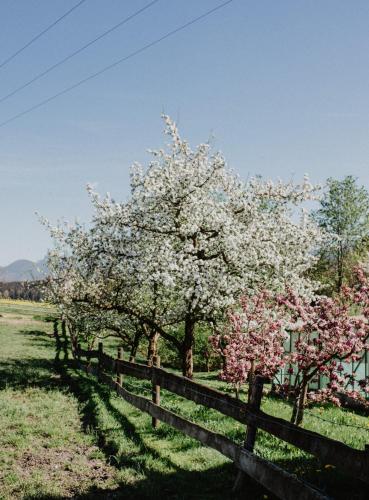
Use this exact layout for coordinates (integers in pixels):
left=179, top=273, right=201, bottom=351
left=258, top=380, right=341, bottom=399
left=59, top=347, right=369, bottom=500
left=7, top=327, right=365, bottom=500
left=0, top=332, right=244, bottom=499
left=0, top=328, right=338, bottom=500
left=57, top=363, right=268, bottom=499
left=0, top=328, right=65, bottom=390
left=22, top=464, right=245, bottom=500
left=52, top=334, right=275, bottom=499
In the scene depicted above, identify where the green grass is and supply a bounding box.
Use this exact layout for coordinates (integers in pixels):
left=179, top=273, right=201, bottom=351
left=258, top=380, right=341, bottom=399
left=0, top=301, right=119, bottom=499
left=1, top=300, right=368, bottom=499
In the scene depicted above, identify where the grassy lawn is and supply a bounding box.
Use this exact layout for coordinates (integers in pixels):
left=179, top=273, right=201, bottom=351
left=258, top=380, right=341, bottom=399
left=0, top=301, right=120, bottom=499
left=0, top=299, right=368, bottom=499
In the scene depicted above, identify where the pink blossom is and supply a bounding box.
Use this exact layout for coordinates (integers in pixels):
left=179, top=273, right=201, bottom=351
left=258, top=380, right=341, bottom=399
left=210, top=290, right=288, bottom=390
left=279, top=280, right=369, bottom=404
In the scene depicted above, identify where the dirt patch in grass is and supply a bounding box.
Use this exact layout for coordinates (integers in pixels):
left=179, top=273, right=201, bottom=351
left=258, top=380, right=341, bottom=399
left=14, top=445, right=117, bottom=497
left=0, top=379, right=121, bottom=498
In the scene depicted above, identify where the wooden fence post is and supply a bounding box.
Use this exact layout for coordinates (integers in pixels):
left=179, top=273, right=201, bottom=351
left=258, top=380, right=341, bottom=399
left=233, top=375, right=265, bottom=492
left=117, top=346, right=124, bottom=388
left=152, top=355, right=161, bottom=429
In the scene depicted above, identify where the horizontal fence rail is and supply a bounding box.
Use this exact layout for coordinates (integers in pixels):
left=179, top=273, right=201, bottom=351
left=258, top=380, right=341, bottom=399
left=90, top=347, right=369, bottom=484
left=76, top=354, right=329, bottom=500
left=74, top=345, right=369, bottom=498
left=151, top=367, right=369, bottom=483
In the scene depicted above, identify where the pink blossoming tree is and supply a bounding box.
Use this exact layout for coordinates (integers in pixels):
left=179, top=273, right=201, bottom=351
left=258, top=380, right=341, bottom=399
left=278, top=286, right=369, bottom=425
left=209, top=290, right=288, bottom=399
left=213, top=272, right=369, bottom=424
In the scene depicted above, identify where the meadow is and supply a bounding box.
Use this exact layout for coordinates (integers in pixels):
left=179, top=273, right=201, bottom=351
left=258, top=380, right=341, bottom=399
left=0, top=299, right=368, bottom=499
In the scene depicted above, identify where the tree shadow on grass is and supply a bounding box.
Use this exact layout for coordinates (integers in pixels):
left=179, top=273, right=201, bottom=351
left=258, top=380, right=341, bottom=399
left=58, top=364, right=264, bottom=499
left=0, top=329, right=344, bottom=499
left=52, top=339, right=369, bottom=500
left=23, top=467, right=239, bottom=500
left=0, top=329, right=65, bottom=389
left=22, top=463, right=243, bottom=500
left=7, top=328, right=366, bottom=500
left=56, top=338, right=278, bottom=499
left=0, top=328, right=268, bottom=499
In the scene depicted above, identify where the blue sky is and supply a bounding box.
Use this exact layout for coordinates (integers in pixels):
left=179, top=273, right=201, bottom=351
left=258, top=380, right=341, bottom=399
left=1, top=0, right=369, bottom=265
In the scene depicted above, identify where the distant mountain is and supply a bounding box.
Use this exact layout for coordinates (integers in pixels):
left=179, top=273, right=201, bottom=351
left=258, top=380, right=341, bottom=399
left=0, top=258, right=48, bottom=282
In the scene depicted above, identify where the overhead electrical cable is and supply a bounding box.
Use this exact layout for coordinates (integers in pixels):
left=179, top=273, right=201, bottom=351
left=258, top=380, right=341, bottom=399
left=0, top=0, right=88, bottom=70
left=0, top=0, right=161, bottom=105
left=0, top=0, right=234, bottom=129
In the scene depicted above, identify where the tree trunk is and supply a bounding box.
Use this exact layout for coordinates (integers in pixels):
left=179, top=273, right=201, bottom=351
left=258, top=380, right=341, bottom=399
left=205, top=355, right=210, bottom=373
left=182, top=316, right=195, bottom=378
left=247, top=360, right=255, bottom=403
left=67, top=322, right=78, bottom=358
left=291, top=397, right=298, bottom=425
left=147, top=331, right=159, bottom=365
left=291, top=377, right=308, bottom=426
left=130, top=330, right=142, bottom=362
left=235, top=384, right=240, bottom=400
left=337, top=241, right=343, bottom=292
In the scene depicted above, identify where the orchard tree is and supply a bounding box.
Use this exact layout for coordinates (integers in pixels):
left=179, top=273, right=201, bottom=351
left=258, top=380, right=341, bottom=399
left=115, top=116, right=320, bottom=377
left=278, top=287, right=369, bottom=425
left=43, top=222, right=144, bottom=357
left=43, top=235, right=84, bottom=352
left=45, top=245, right=149, bottom=359
left=44, top=115, right=322, bottom=378
left=42, top=207, right=185, bottom=363
left=210, top=290, right=288, bottom=399
left=313, top=176, right=369, bottom=293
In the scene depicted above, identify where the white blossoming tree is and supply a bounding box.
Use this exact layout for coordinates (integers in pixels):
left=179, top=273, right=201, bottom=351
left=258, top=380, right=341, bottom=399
left=44, top=116, right=321, bottom=378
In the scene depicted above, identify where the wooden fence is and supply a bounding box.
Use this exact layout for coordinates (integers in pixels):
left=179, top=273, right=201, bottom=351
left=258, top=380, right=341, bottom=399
left=74, top=343, right=369, bottom=500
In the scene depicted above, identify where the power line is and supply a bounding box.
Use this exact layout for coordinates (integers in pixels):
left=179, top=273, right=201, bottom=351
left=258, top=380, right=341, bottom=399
left=0, top=0, right=161, bottom=105
left=0, top=0, right=234, bottom=129
left=0, top=0, right=88, bottom=70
